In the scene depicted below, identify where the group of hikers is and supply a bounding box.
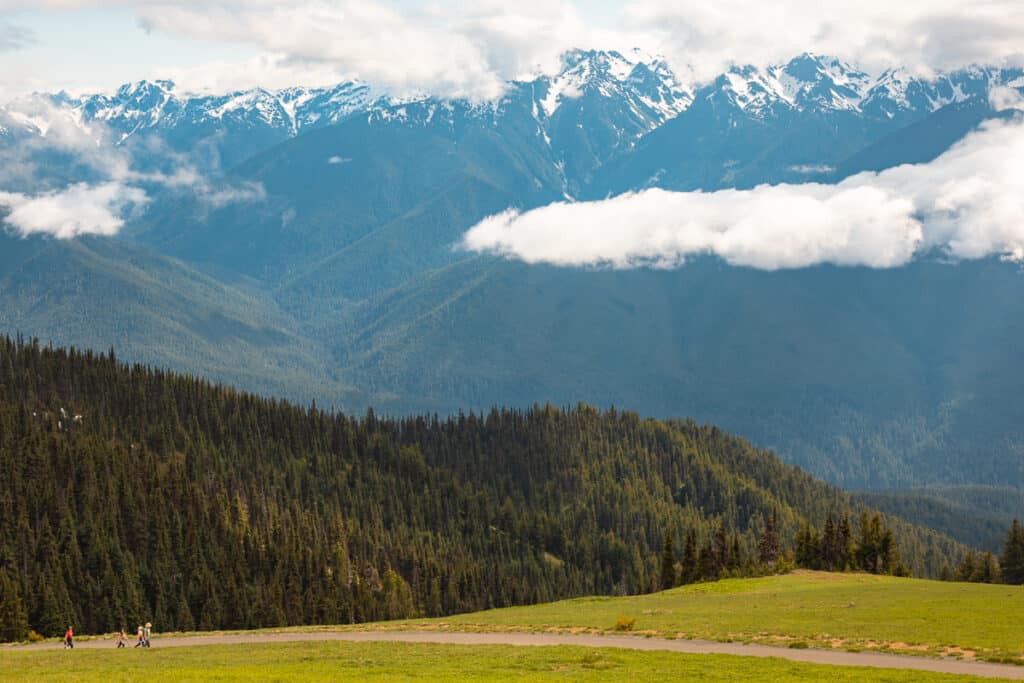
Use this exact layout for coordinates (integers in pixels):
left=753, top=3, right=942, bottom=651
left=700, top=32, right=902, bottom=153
left=63, top=623, right=153, bottom=649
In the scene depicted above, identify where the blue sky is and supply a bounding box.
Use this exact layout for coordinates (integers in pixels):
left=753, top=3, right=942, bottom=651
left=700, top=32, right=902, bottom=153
left=1, top=8, right=256, bottom=96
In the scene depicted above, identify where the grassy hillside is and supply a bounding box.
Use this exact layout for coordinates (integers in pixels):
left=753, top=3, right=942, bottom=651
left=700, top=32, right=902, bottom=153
left=384, top=571, right=1024, bottom=664
left=0, top=641, right=993, bottom=682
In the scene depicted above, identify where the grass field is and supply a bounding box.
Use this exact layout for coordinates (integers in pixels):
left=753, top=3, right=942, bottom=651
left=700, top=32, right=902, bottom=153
left=371, top=571, right=1024, bottom=663
left=0, top=641, right=1004, bottom=682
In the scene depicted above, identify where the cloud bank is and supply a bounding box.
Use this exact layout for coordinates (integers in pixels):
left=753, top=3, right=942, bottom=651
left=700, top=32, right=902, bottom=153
left=462, top=115, right=1024, bottom=270
left=625, top=0, right=1024, bottom=82
left=6, top=1, right=1023, bottom=98
left=129, top=0, right=1024, bottom=96
left=132, top=0, right=596, bottom=100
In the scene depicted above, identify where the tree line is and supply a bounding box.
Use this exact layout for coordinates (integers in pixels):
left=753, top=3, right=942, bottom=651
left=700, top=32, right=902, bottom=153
left=0, top=336, right=968, bottom=641
left=660, top=509, right=911, bottom=590
left=941, top=519, right=1024, bottom=585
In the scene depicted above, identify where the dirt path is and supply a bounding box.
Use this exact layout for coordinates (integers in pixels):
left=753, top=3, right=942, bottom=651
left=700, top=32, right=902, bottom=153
left=9, top=630, right=1024, bottom=679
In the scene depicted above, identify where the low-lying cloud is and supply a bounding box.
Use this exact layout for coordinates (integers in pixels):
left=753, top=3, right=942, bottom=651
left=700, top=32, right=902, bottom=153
left=0, top=182, right=146, bottom=239
left=0, top=98, right=265, bottom=238
left=462, top=115, right=1024, bottom=270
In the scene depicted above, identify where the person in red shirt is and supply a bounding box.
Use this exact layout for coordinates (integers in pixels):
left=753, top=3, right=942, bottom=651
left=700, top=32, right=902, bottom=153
left=64, top=625, right=73, bottom=649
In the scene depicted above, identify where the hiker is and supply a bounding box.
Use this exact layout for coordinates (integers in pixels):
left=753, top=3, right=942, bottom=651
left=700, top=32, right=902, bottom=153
left=144, top=622, right=152, bottom=647
left=116, top=626, right=127, bottom=648
left=64, top=625, right=74, bottom=649
left=134, top=625, right=145, bottom=648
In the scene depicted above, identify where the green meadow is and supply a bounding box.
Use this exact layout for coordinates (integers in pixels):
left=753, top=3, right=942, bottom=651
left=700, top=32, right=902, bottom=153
left=379, top=571, right=1024, bottom=662
left=0, top=641, right=1001, bottom=682
left=5, top=571, right=1022, bottom=680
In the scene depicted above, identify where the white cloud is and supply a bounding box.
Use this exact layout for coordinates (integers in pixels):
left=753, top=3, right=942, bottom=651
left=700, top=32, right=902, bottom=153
left=195, top=180, right=266, bottom=207
left=4, top=1, right=1024, bottom=99
left=0, top=182, right=147, bottom=238
left=128, top=0, right=602, bottom=101
left=990, top=85, right=1024, bottom=112
left=789, top=164, right=835, bottom=175
left=462, top=116, right=1024, bottom=270
left=624, top=0, right=1024, bottom=82
left=151, top=53, right=354, bottom=95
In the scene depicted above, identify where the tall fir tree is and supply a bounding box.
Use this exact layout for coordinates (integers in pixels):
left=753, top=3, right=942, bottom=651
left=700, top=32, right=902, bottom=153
left=660, top=532, right=676, bottom=590
left=0, top=570, right=29, bottom=643
left=1001, top=519, right=1024, bottom=585
left=680, top=529, right=698, bottom=585
left=758, top=509, right=781, bottom=565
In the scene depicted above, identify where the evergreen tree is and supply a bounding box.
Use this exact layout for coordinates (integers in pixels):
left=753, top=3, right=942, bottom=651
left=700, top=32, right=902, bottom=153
left=660, top=531, right=676, bottom=590
left=1001, top=519, right=1024, bottom=585
left=680, top=529, right=698, bottom=585
left=820, top=512, right=837, bottom=570
left=956, top=551, right=977, bottom=582
left=795, top=524, right=820, bottom=569
left=976, top=552, right=1001, bottom=584
left=0, top=570, right=29, bottom=642
left=728, top=534, right=742, bottom=571
left=698, top=540, right=717, bottom=580
left=713, top=522, right=729, bottom=573
left=758, top=510, right=780, bottom=565
left=837, top=514, right=854, bottom=570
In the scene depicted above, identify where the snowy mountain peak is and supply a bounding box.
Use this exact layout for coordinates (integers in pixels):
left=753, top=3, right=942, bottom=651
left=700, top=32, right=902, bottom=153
left=537, top=49, right=691, bottom=123
left=703, top=55, right=1024, bottom=121
left=776, top=53, right=870, bottom=111
left=710, top=54, right=873, bottom=115
left=116, top=79, right=176, bottom=98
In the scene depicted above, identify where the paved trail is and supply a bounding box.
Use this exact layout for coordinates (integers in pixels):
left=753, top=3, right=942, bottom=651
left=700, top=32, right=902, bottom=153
left=9, top=630, right=1024, bottom=679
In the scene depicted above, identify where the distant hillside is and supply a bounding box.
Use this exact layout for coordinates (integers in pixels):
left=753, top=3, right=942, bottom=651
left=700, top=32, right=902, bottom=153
left=332, top=256, right=1024, bottom=489
left=0, top=338, right=964, bottom=637
left=858, top=486, right=1024, bottom=551
left=0, top=233, right=354, bottom=407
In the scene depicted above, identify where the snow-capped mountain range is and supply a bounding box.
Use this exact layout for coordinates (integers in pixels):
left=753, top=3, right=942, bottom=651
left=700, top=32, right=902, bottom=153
left=4, top=51, right=1017, bottom=147
left=0, top=50, right=1020, bottom=197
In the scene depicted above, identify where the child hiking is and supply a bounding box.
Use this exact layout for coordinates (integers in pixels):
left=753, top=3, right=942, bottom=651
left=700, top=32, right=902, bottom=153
left=63, top=625, right=73, bottom=649
left=134, top=625, right=145, bottom=648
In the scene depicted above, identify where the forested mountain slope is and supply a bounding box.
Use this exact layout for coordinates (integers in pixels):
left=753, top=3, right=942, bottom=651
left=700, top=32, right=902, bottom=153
left=334, top=256, right=1024, bottom=489
left=0, top=338, right=964, bottom=637
left=858, top=486, right=1024, bottom=552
